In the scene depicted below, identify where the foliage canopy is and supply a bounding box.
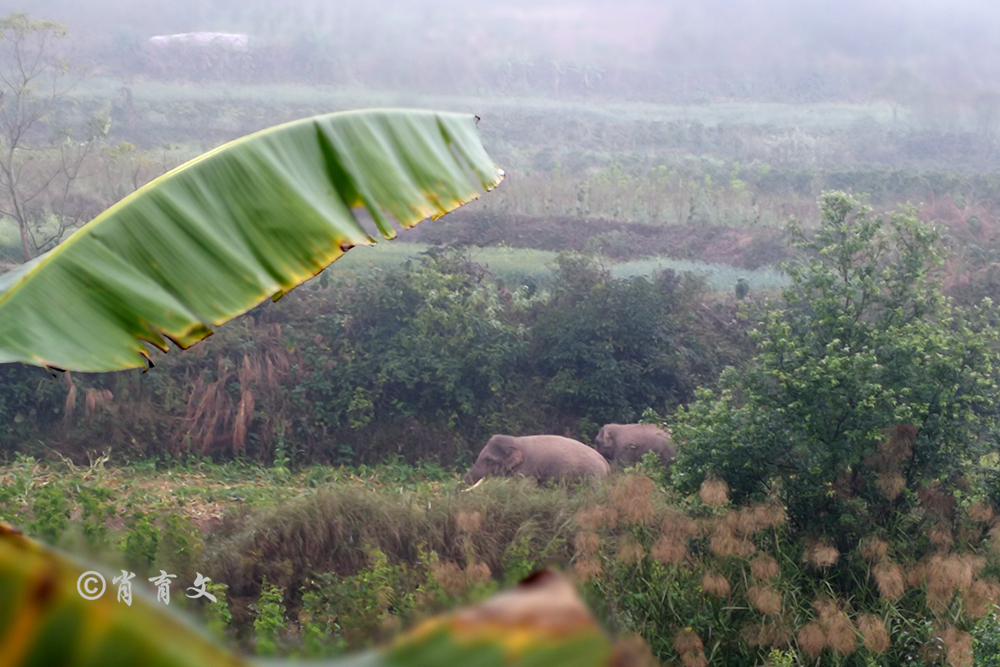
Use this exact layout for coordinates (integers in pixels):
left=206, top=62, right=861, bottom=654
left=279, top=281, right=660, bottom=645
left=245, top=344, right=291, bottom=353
left=674, top=191, right=1000, bottom=526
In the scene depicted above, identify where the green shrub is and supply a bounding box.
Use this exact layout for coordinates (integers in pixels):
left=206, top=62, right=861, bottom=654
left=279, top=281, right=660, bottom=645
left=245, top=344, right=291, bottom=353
left=252, top=579, right=287, bottom=656
left=30, top=482, right=69, bottom=545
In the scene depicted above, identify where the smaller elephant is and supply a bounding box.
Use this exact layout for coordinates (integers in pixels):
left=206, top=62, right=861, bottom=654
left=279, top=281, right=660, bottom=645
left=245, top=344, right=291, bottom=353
left=463, top=434, right=611, bottom=485
left=595, top=423, right=675, bottom=469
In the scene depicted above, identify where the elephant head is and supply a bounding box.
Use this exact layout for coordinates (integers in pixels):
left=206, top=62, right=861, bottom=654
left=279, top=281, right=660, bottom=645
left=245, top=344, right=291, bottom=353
left=463, top=435, right=524, bottom=484
left=463, top=434, right=610, bottom=485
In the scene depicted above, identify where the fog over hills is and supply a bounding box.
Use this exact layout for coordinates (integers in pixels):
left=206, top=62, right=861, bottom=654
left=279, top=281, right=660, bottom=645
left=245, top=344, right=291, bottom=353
left=13, top=0, right=1000, bottom=103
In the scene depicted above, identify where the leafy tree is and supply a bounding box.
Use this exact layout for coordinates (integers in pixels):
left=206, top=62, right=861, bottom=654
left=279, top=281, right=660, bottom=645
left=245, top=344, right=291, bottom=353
left=674, top=191, right=1000, bottom=527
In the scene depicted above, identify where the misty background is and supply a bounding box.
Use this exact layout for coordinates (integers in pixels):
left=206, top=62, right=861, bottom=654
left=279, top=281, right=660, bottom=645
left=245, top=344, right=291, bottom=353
left=16, top=0, right=1000, bottom=110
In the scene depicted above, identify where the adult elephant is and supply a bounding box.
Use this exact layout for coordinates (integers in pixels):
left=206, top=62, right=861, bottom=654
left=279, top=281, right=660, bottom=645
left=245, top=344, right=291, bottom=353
left=594, top=423, right=675, bottom=469
left=463, top=434, right=611, bottom=485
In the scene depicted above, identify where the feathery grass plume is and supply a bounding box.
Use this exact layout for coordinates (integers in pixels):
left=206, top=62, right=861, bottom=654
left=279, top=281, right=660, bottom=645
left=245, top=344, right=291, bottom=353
left=968, top=500, right=995, bottom=523
left=761, top=502, right=787, bottom=528
left=603, top=507, right=620, bottom=530
left=742, top=621, right=793, bottom=647
left=571, top=555, right=604, bottom=581
left=652, top=534, right=688, bottom=564
left=574, top=530, right=601, bottom=556
left=616, top=536, right=647, bottom=566
left=859, top=537, right=889, bottom=563
left=873, top=561, right=905, bottom=601
left=699, top=477, right=730, bottom=506
left=674, top=628, right=704, bottom=654
left=674, top=628, right=708, bottom=667
left=750, top=554, right=780, bottom=581
left=964, top=578, right=1000, bottom=618
left=701, top=571, right=731, bottom=597
left=825, top=613, right=857, bottom=655
left=884, top=424, right=916, bottom=463
left=926, top=553, right=975, bottom=612
left=958, top=553, right=986, bottom=576
left=430, top=560, right=468, bottom=596
left=957, top=523, right=981, bottom=547
left=857, top=615, right=890, bottom=654
left=731, top=506, right=772, bottom=538
left=804, top=540, right=839, bottom=568
left=709, top=512, right=756, bottom=556
left=611, top=475, right=657, bottom=524
left=797, top=621, right=826, bottom=657
left=456, top=511, right=483, bottom=533
left=466, top=562, right=492, bottom=586
left=907, top=562, right=927, bottom=589
left=929, top=523, right=955, bottom=550
left=613, top=634, right=659, bottom=667
left=748, top=585, right=783, bottom=615
left=709, top=525, right=743, bottom=558
left=939, top=625, right=974, bottom=667
left=661, top=510, right=700, bottom=542
left=876, top=472, right=906, bottom=500
left=575, top=506, right=606, bottom=532
left=989, top=524, right=1000, bottom=555
left=811, top=598, right=856, bottom=655
left=917, top=481, right=957, bottom=519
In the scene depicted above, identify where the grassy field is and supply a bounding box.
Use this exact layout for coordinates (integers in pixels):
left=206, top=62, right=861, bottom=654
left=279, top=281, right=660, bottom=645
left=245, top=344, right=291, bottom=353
left=321, top=241, right=790, bottom=293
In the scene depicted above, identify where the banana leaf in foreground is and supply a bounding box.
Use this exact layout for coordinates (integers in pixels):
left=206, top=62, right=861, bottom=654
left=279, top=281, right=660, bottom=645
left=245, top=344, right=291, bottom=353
left=0, top=523, right=655, bottom=667
left=0, top=109, right=503, bottom=373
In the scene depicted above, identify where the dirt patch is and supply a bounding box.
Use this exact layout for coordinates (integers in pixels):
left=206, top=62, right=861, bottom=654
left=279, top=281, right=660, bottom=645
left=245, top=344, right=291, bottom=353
left=408, top=213, right=788, bottom=270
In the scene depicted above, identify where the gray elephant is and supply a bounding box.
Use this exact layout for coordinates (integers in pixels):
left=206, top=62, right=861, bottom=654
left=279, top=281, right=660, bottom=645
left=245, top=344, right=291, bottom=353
left=463, top=434, right=611, bottom=485
left=594, top=423, right=675, bottom=469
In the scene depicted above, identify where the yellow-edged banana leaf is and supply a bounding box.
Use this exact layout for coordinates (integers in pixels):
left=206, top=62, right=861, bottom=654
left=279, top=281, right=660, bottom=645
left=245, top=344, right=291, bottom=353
left=0, top=109, right=503, bottom=373
left=1, top=523, right=650, bottom=667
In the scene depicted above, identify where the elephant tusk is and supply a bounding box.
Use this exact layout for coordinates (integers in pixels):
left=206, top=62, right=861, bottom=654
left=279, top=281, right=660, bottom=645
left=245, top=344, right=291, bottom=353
left=462, top=478, right=485, bottom=492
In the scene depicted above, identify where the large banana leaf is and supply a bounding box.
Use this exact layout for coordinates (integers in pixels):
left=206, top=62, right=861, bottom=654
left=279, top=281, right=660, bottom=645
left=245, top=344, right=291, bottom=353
left=0, top=109, right=503, bottom=373
left=0, top=523, right=647, bottom=667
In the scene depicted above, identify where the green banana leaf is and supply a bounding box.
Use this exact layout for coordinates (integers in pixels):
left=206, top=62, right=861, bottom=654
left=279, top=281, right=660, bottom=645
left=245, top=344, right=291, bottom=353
left=0, top=109, right=503, bottom=373
left=0, top=523, right=643, bottom=667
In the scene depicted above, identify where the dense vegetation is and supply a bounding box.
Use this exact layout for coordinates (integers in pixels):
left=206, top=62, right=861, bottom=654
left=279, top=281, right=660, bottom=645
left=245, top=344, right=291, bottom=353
left=0, top=249, right=751, bottom=464
left=10, top=9, right=1000, bottom=667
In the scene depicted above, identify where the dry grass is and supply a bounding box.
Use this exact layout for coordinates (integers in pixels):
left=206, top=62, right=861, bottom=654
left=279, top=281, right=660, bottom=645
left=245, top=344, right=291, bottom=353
left=701, top=571, right=731, bottom=597
left=968, top=500, right=995, bottom=523
left=610, top=475, right=657, bottom=525
left=674, top=628, right=708, bottom=667
left=876, top=472, right=906, bottom=500
left=938, top=625, right=974, bottom=667
left=859, top=537, right=889, bottom=563
left=873, top=561, right=905, bottom=601
left=616, top=536, right=646, bottom=566
left=964, top=577, right=1000, bottom=618
left=571, top=556, right=604, bottom=581
left=750, top=554, right=780, bottom=581
left=456, top=511, right=483, bottom=533
left=803, top=540, right=839, bottom=569
left=741, top=621, right=792, bottom=648
left=857, top=614, right=890, bottom=654
left=748, top=585, right=783, bottom=615
left=573, top=530, right=601, bottom=555
left=699, top=478, right=730, bottom=507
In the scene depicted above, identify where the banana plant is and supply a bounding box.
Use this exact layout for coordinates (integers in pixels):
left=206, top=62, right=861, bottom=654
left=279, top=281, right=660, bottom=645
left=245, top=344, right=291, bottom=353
left=0, top=109, right=503, bottom=373
left=0, top=109, right=657, bottom=666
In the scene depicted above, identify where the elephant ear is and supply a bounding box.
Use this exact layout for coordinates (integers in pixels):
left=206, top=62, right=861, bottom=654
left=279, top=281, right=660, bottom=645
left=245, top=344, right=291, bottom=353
left=507, top=447, right=524, bottom=472
left=492, top=437, right=524, bottom=472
